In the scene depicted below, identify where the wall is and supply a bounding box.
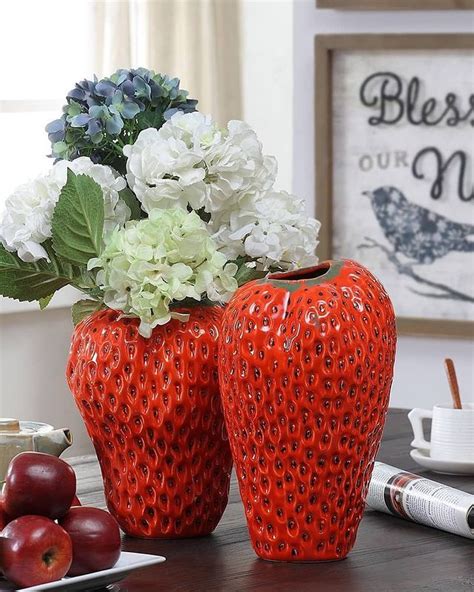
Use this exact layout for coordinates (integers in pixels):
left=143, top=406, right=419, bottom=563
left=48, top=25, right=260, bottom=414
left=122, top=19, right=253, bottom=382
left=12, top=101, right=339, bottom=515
left=0, top=308, right=93, bottom=456
left=293, top=1, right=474, bottom=408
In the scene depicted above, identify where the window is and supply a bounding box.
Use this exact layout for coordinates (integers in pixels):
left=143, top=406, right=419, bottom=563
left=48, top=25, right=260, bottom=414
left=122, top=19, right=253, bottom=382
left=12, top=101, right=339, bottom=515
left=0, top=1, right=97, bottom=201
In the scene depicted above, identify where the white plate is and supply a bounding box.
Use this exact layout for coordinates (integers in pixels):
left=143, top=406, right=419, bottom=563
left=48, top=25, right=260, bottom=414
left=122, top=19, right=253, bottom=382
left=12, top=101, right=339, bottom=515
left=410, top=448, right=474, bottom=476
left=0, top=552, right=165, bottom=591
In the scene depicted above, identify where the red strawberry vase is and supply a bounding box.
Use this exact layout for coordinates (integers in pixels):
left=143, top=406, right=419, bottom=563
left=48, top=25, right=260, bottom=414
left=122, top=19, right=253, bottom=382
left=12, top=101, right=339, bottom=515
left=67, top=305, right=232, bottom=538
left=219, top=259, right=396, bottom=561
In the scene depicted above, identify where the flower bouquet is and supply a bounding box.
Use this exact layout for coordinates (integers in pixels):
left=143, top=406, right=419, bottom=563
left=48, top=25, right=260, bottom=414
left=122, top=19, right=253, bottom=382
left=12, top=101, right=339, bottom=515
left=0, top=68, right=321, bottom=538
left=1, top=67, right=319, bottom=336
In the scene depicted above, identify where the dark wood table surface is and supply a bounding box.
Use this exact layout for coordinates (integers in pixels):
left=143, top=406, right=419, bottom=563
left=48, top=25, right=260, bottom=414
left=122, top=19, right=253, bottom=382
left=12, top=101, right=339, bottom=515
left=72, top=408, right=474, bottom=592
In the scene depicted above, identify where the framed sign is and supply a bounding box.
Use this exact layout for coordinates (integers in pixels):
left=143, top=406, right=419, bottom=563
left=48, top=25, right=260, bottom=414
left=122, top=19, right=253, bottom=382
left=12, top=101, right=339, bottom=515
left=315, top=34, right=474, bottom=338
left=316, top=0, right=474, bottom=9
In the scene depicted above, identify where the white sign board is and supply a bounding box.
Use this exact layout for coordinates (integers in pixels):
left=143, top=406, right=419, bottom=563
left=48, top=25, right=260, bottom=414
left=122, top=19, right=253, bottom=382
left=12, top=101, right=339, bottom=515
left=332, top=49, right=474, bottom=324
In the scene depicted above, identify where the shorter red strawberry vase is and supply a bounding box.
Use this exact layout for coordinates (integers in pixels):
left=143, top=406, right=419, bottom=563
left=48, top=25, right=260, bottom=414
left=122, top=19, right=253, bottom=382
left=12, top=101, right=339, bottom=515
left=67, top=304, right=232, bottom=538
left=219, top=259, right=397, bottom=561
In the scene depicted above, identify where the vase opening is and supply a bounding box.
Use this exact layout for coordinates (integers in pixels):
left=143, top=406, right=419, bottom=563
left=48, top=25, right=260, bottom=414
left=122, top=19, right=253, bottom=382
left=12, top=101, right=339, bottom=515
left=268, top=262, right=333, bottom=282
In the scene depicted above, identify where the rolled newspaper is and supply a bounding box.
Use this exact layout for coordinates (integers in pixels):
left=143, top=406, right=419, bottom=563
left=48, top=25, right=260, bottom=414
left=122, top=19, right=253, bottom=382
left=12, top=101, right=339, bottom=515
left=366, top=461, right=474, bottom=539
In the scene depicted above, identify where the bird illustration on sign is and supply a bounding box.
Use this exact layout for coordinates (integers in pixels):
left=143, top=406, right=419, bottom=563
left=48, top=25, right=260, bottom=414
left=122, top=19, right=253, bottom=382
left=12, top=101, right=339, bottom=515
left=358, top=186, right=474, bottom=303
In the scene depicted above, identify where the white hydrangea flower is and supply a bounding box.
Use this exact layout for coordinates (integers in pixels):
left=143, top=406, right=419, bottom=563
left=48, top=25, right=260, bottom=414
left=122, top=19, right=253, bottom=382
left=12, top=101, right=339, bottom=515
left=0, top=177, right=59, bottom=262
left=214, top=191, right=321, bottom=270
left=0, top=157, right=128, bottom=262
left=124, top=112, right=277, bottom=216
left=89, top=207, right=238, bottom=337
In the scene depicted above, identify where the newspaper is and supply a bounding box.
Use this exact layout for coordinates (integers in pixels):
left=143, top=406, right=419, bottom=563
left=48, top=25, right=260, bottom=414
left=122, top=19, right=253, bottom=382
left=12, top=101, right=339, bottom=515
left=366, top=461, right=474, bottom=539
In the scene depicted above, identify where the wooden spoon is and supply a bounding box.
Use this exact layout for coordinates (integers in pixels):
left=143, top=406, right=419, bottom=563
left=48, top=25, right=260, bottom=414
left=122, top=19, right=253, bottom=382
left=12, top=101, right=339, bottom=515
left=444, top=358, right=462, bottom=409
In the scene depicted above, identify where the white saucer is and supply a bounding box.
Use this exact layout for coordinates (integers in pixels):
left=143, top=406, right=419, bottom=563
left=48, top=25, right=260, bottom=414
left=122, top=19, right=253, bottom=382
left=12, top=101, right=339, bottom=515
left=410, top=448, right=474, bottom=476
left=0, top=552, right=166, bottom=591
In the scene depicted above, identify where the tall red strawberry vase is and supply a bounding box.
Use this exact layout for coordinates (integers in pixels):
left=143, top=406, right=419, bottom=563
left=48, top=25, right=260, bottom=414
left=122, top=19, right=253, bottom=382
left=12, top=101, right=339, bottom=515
left=67, top=304, right=232, bottom=538
left=219, top=259, right=396, bottom=561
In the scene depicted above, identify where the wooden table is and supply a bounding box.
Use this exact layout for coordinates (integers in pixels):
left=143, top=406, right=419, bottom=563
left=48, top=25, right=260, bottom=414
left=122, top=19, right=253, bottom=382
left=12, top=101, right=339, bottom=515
left=72, top=409, right=474, bottom=592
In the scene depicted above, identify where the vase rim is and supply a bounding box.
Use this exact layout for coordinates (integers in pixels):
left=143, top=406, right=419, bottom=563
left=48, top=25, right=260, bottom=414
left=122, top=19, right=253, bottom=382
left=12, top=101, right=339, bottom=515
left=266, top=260, right=343, bottom=284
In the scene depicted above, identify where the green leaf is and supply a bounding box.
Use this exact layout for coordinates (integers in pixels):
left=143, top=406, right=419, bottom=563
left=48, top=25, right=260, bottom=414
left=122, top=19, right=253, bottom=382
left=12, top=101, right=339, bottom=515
left=39, top=294, right=54, bottom=310
left=71, top=299, right=105, bottom=326
left=234, top=258, right=269, bottom=287
left=51, top=170, right=105, bottom=265
left=0, top=244, right=76, bottom=302
left=119, top=187, right=142, bottom=220
left=136, top=109, right=164, bottom=131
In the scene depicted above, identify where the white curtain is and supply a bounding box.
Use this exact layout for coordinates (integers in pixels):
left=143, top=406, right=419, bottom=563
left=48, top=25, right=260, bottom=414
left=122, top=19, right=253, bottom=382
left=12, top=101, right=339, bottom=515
left=94, top=0, right=242, bottom=124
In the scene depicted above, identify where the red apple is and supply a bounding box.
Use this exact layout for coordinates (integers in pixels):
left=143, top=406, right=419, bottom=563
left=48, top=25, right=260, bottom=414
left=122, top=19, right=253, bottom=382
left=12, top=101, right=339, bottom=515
left=3, top=452, right=76, bottom=519
left=0, top=515, right=72, bottom=588
left=59, top=507, right=121, bottom=576
left=0, top=493, right=12, bottom=531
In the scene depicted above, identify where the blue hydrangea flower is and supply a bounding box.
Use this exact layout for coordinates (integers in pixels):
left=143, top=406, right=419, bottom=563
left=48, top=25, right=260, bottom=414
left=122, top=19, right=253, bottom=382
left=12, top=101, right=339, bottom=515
left=46, top=68, right=198, bottom=174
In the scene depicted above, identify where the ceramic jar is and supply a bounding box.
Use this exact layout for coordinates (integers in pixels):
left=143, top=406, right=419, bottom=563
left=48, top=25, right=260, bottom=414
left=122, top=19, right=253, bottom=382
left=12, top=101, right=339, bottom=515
left=219, top=259, right=397, bottom=561
left=67, top=305, right=232, bottom=538
left=0, top=419, right=72, bottom=484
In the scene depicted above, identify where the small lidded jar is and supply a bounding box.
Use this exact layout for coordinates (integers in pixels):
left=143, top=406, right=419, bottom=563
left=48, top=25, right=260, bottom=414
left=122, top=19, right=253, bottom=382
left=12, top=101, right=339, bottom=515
left=0, top=418, right=72, bottom=483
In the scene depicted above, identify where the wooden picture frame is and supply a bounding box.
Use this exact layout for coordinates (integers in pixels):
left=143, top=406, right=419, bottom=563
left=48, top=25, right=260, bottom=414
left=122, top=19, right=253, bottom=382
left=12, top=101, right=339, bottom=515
left=314, top=34, right=474, bottom=338
left=316, top=0, right=474, bottom=9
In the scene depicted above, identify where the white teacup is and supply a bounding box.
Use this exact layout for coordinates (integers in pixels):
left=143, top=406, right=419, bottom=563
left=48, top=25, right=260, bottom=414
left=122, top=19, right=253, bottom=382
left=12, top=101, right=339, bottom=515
left=408, top=404, right=474, bottom=462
